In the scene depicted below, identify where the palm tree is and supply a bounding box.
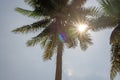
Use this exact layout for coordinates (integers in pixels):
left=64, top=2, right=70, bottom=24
left=12, top=0, right=95, bottom=80
left=90, top=0, right=120, bottom=80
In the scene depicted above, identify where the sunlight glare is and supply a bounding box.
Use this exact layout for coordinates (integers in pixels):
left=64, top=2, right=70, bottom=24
left=77, top=24, right=88, bottom=32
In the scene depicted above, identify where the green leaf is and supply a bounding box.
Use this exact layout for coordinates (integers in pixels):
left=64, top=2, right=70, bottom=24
left=43, top=36, right=56, bottom=60
left=15, top=7, right=43, bottom=18
left=27, top=28, right=50, bottom=46
left=110, top=24, right=120, bottom=44
left=90, top=15, right=118, bottom=31
left=78, top=33, right=93, bottom=51
left=12, top=19, right=50, bottom=33
left=110, top=43, right=120, bottom=80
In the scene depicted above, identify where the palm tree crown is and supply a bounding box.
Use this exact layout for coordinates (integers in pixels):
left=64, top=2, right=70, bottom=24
left=12, top=0, right=96, bottom=80
left=13, top=0, right=94, bottom=60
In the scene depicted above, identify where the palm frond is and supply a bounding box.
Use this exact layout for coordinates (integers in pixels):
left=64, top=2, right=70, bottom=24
left=66, top=38, right=78, bottom=48
left=24, top=0, right=40, bottom=8
left=40, top=36, right=49, bottom=48
left=24, top=0, right=57, bottom=16
left=100, top=0, right=113, bottom=14
left=78, top=33, right=93, bottom=51
left=85, top=7, right=102, bottom=17
left=43, top=36, right=56, bottom=60
left=110, top=25, right=120, bottom=44
left=69, top=0, right=87, bottom=8
left=110, top=43, right=120, bottom=80
left=15, top=7, right=43, bottom=18
left=43, top=42, right=56, bottom=60
left=90, top=15, right=118, bottom=31
left=27, top=28, right=50, bottom=46
left=52, top=0, right=69, bottom=8
left=99, top=0, right=120, bottom=16
left=12, top=19, right=51, bottom=33
left=36, top=0, right=57, bottom=13
left=110, top=24, right=120, bottom=80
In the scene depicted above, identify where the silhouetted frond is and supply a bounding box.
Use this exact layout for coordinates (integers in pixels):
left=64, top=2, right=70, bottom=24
left=69, top=0, right=87, bottom=8
left=40, top=36, right=49, bottom=48
left=86, top=7, right=102, bottom=17
left=52, top=0, right=69, bottom=8
left=78, top=33, right=93, bottom=51
left=91, top=0, right=120, bottom=31
left=12, top=19, right=50, bottom=33
left=90, top=15, right=118, bottom=31
left=43, top=36, right=56, bottom=60
left=94, top=0, right=120, bottom=80
left=15, top=7, right=43, bottom=18
left=66, top=38, right=78, bottom=48
left=27, top=28, right=50, bottom=46
left=110, top=25, right=120, bottom=44
left=24, top=0, right=57, bottom=16
left=24, top=0, right=40, bottom=8
left=110, top=43, right=120, bottom=80
left=110, top=24, right=120, bottom=80
left=99, top=0, right=120, bottom=16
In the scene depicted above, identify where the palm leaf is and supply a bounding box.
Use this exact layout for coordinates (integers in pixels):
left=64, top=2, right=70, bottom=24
left=24, top=0, right=40, bottom=8
left=95, top=1, right=120, bottom=80
left=27, top=28, right=50, bottom=46
left=110, top=25, right=120, bottom=44
left=52, top=0, right=69, bottom=8
left=12, top=19, right=50, bottom=33
left=110, top=24, right=120, bottom=80
left=69, top=0, right=87, bottom=8
left=15, top=7, right=43, bottom=18
left=100, top=0, right=113, bottom=14
left=24, top=0, right=57, bottom=15
left=43, top=36, right=56, bottom=60
left=40, top=36, right=49, bottom=48
left=90, top=15, right=118, bottom=31
left=99, top=0, right=120, bottom=16
left=43, top=42, right=56, bottom=60
left=110, top=43, right=120, bottom=80
left=86, top=7, right=102, bottom=17
left=66, top=38, right=78, bottom=48
left=78, top=33, right=93, bottom=51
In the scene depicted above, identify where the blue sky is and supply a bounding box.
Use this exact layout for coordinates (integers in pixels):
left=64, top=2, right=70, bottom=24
left=0, top=0, right=119, bottom=80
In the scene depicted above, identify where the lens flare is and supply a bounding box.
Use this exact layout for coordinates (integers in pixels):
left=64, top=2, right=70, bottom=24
left=58, top=33, right=66, bottom=42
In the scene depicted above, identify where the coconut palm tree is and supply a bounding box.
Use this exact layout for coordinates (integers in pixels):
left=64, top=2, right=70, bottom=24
left=12, top=0, right=96, bottom=80
left=90, top=0, right=120, bottom=80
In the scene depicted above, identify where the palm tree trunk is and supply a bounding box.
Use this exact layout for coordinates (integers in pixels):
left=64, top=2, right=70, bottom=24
left=55, top=42, right=63, bottom=80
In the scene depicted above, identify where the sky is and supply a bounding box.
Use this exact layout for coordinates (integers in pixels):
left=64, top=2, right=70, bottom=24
left=0, top=0, right=119, bottom=80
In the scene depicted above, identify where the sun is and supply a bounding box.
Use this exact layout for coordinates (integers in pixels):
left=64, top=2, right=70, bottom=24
left=77, top=24, right=88, bottom=32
